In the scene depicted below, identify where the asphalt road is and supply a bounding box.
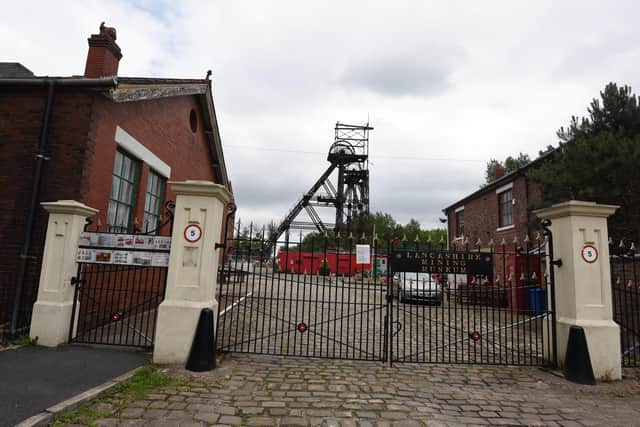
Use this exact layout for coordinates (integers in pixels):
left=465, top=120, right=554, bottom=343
left=0, top=345, right=145, bottom=426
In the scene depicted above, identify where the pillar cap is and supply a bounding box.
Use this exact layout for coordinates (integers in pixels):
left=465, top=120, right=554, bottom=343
left=534, top=200, right=618, bottom=220
left=41, top=200, right=98, bottom=217
left=169, top=180, right=232, bottom=204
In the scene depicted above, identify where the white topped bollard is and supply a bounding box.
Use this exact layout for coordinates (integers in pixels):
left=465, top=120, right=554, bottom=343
left=30, top=200, right=98, bottom=346
left=153, top=180, right=231, bottom=365
left=535, top=200, right=621, bottom=381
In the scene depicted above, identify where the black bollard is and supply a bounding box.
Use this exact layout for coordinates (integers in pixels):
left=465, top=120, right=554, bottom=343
left=564, top=325, right=595, bottom=385
left=185, top=308, right=216, bottom=372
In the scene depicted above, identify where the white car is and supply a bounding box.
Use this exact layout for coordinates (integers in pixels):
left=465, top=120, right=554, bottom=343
left=395, top=272, right=443, bottom=305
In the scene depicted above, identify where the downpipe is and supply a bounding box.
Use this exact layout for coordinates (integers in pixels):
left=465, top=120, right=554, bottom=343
left=10, top=79, right=55, bottom=337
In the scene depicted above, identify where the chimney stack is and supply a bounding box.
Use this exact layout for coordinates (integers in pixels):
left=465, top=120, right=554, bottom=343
left=84, top=22, right=122, bottom=78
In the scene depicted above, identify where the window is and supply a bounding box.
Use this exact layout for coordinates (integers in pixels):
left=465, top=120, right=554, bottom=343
left=498, top=189, right=513, bottom=227
left=143, top=170, right=165, bottom=234
left=107, top=150, right=139, bottom=233
left=456, top=209, right=464, bottom=237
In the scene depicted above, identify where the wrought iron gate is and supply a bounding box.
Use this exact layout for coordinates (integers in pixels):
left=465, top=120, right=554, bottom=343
left=216, top=226, right=388, bottom=361
left=215, top=224, right=557, bottom=367
left=69, top=230, right=171, bottom=348
left=387, top=229, right=557, bottom=366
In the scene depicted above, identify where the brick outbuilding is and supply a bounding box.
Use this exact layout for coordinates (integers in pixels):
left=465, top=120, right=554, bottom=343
left=0, top=23, right=232, bottom=337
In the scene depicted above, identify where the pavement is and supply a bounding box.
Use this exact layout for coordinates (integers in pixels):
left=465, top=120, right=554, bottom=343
left=0, top=345, right=145, bottom=427
left=75, top=353, right=640, bottom=426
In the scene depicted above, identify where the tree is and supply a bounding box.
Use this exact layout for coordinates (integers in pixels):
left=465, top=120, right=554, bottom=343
left=529, top=82, right=640, bottom=241
left=283, top=212, right=447, bottom=252
left=484, top=153, right=531, bottom=184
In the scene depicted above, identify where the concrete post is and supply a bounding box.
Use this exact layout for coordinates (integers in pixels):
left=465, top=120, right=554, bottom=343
left=535, top=200, right=621, bottom=381
left=153, top=180, right=231, bottom=364
left=30, top=200, right=98, bottom=346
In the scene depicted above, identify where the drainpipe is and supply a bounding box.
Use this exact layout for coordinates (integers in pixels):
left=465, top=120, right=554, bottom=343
left=4, top=76, right=117, bottom=336
left=9, top=80, right=56, bottom=337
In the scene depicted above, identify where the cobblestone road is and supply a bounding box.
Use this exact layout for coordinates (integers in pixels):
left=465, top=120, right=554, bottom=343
left=81, top=354, right=640, bottom=426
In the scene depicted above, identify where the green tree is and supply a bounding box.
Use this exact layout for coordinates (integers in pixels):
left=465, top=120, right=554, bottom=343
left=530, top=82, right=640, bottom=241
left=284, top=213, right=447, bottom=252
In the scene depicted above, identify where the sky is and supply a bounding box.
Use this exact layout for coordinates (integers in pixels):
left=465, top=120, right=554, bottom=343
left=3, top=1, right=640, bottom=231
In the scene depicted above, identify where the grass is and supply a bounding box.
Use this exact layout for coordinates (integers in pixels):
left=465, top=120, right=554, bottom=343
left=51, top=365, right=180, bottom=426
left=9, top=334, right=38, bottom=346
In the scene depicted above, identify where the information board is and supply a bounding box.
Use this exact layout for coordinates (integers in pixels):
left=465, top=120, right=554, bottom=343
left=76, top=232, right=171, bottom=267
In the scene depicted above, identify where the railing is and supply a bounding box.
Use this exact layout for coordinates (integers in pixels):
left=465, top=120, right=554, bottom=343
left=610, top=240, right=640, bottom=367
left=69, top=230, right=171, bottom=348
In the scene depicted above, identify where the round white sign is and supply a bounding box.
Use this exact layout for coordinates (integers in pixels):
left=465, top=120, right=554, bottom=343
left=581, top=244, right=598, bottom=264
left=184, top=224, right=202, bottom=243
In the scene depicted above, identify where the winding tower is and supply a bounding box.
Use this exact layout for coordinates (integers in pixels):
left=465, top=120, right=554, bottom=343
left=266, top=122, right=372, bottom=249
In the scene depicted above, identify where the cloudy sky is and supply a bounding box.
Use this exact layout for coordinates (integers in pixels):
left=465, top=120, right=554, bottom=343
left=3, top=1, right=640, bottom=231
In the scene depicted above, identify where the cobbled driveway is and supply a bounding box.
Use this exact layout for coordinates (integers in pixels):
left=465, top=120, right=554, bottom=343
left=82, top=354, right=640, bottom=427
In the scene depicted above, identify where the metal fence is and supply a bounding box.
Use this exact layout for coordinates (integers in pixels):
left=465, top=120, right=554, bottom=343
left=610, top=240, right=640, bottom=367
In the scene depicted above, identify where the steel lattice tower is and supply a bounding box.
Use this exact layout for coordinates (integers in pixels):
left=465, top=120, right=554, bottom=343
left=267, top=122, right=372, bottom=248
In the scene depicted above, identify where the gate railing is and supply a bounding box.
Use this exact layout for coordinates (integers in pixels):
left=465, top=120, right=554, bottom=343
left=216, top=223, right=557, bottom=367
left=610, top=239, right=640, bottom=367
left=69, top=230, right=171, bottom=348
left=387, top=234, right=556, bottom=366
left=216, top=224, right=388, bottom=361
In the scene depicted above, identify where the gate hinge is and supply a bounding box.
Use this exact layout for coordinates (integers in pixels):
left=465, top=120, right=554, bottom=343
left=214, top=242, right=226, bottom=250
left=551, top=258, right=562, bottom=267
left=70, top=277, right=85, bottom=286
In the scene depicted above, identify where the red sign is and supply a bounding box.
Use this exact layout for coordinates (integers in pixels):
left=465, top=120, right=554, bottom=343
left=581, top=244, right=598, bottom=264
left=184, top=224, right=203, bottom=243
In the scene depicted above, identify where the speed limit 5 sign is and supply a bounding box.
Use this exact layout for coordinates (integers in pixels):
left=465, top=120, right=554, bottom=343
left=581, top=244, right=598, bottom=264
left=184, top=224, right=203, bottom=243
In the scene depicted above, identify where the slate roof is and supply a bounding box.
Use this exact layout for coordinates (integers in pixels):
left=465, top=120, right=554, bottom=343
left=0, top=63, right=35, bottom=77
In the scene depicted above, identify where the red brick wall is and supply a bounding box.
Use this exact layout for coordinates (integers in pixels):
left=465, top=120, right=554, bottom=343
left=0, top=87, right=223, bottom=331
left=447, top=174, right=542, bottom=248
left=0, top=87, right=93, bottom=327
left=82, top=94, right=218, bottom=234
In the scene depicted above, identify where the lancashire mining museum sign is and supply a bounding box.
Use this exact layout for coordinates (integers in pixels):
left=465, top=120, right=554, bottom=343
left=390, top=250, right=493, bottom=276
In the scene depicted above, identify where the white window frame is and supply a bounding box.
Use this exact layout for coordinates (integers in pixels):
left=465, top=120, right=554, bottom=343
left=454, top=206, right=464, bottom=238
left=497, top=187, right=514, bottom=229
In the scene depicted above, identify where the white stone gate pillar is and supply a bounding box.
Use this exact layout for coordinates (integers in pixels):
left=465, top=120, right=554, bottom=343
left=30, top=200, right=98, bottom=346
left=535, top=200, right=621, bottom=381
left=153, top=180, right=231, bottom=364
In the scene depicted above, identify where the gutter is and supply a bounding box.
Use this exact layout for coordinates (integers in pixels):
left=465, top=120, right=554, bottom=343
left=0, top=77, right=118, bottom=88
left=8, top=76, right=117, bottom=336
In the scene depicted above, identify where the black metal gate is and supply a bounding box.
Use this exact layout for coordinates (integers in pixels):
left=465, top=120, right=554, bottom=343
left=69, top=231, right=170, bottom=349
left=387, top=230, right=557, bottom=366
left=216, top=224, right=557, bottom=367
left=610, top=239, right=640, bottom=367
left=216, top=226, right=388, bottom=361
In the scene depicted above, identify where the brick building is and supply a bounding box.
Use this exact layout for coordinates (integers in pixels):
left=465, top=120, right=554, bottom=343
left=0, top=23, right=232, bottom=337
left=443, top=160, right=545, bottom=249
